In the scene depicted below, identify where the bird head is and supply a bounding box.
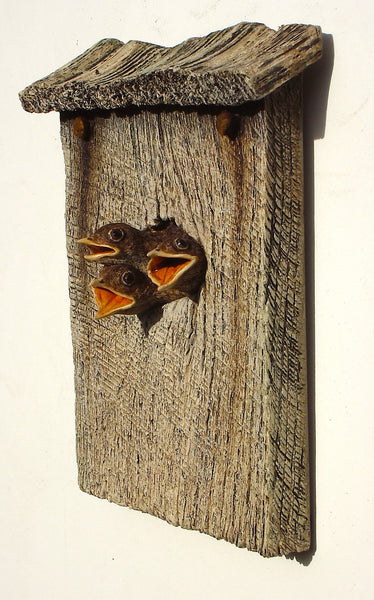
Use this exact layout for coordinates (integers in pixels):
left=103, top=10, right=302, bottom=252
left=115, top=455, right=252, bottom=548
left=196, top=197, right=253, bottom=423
left=91, top=264, right=158, bottom=318
left=146, top=222, right=206, bottom=292
left=78, top=223, right=143, bottom=263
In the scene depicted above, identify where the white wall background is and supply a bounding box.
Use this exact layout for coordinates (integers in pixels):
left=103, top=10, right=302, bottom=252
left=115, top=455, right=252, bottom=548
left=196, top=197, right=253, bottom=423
left=1, top=1, right=373, bottom=598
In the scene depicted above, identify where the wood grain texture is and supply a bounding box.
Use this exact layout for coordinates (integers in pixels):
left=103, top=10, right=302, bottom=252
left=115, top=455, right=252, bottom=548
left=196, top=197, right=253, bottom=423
left=20, top=22, right=322, bottom=112
left=60, top=77, right=309, bottom=556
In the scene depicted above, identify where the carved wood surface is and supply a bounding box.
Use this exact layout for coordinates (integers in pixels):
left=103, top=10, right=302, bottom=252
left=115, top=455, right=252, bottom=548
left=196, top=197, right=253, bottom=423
left=61, top=77, right=309, bottom=557
left=20, top=22, right=321, bottom=112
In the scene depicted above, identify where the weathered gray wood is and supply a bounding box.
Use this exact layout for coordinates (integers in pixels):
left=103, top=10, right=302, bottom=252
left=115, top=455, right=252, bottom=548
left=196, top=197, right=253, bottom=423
left=19, top=22, right=322, bottom=112
left=60, top=76, right=309, bottom=556
left=19, top=22, right=318, bottom=556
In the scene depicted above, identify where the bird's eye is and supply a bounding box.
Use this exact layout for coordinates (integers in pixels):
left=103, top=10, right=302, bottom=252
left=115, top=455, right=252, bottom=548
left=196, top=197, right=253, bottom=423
left=173, top=238, right=190, bottom=251
left=121, top=271, right=136, bottom=286
left=108, top=228, right=125, bottom=242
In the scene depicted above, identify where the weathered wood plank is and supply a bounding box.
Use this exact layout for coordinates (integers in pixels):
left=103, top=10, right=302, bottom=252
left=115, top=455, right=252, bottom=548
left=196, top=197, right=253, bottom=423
left=263, top=82, right=309, bottom=555
left=20, top=23, right=322, bottom=112
left=61, top=77, right=309, bottom=556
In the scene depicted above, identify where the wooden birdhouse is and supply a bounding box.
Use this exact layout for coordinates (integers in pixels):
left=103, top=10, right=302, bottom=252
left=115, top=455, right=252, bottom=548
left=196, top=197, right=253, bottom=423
left=20, top=23, right=322, bottom=557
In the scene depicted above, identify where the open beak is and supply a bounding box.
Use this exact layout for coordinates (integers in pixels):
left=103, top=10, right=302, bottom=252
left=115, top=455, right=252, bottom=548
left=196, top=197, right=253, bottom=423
left=78, top=237, right=119, bottom=261
left=91, top=280, right=135, bottom=319
left=147, top=250, right=197, bottom=290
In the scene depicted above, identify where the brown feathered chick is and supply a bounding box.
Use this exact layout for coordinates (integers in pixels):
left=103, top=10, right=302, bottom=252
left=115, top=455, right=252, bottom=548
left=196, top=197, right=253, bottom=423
left=146, top=220, right=207, bottom=294
left=78, top=223, right=146, bottom=269
left=91, top=264, right=159, bottom=318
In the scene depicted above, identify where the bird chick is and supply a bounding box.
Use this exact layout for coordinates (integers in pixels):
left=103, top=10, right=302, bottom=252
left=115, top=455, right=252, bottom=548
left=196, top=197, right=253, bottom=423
left=146, top=220, right=207, bottom=294
left=91, top=264, right=159, bottom=318
left=78, top=223, right=146, bottom=268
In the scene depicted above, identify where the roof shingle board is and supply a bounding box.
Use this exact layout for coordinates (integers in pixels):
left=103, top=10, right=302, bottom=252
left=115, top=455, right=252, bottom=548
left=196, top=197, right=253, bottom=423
left=19, top=22, right=322, bottom=113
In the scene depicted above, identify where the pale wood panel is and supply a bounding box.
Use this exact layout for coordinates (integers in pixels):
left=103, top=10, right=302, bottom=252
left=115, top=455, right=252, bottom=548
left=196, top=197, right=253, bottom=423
left=61, top=77, right=309, bottom=556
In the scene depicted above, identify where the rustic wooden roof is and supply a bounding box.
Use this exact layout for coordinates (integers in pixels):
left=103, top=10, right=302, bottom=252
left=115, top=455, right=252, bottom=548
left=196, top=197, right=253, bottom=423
left=19, top=22, right=322, bottom=113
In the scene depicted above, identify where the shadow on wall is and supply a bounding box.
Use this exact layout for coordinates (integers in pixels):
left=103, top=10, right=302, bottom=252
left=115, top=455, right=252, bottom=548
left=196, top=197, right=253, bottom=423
left=290, top=33, right=334, bottom=566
